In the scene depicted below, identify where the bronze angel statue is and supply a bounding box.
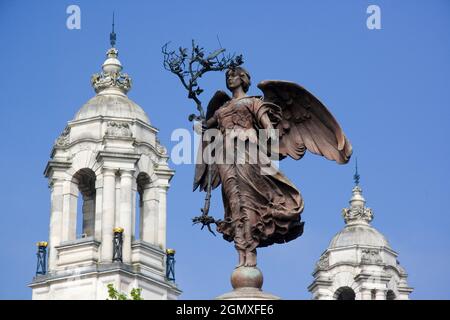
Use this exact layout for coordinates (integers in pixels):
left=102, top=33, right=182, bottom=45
left=193, top=67, right=352, bottom=268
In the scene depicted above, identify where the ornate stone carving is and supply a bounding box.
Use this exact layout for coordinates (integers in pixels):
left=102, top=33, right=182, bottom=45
left=136, top=145, right=165, bottom=166
left=361, top=249, right=382, bottom=264
left=342, top=186, right=373, bottom=224
left=91, top=48, right=132, bottom=94
left=105, top=121, right=132, bottom=138
left=342, top=206, right=373, bottom=224
left=55, top=126, right=70, bottom=147
left=316, top=253, right=329, bottom=270
left=155, top=138, right=168, bottom=156
left=91, top=72, right=131, bottom=94
left=396, top=260, right=407, bottom=275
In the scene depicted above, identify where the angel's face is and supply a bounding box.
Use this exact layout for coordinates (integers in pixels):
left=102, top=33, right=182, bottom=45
left=226, top=71, right=243, bottom=91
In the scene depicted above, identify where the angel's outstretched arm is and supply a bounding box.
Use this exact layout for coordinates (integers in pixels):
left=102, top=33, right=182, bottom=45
left=259, top=113, right=273, bottom=130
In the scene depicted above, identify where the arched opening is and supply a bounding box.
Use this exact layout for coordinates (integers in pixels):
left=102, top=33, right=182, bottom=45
left=136, top=172, right=151, bottom=241
left=73, top=168, right=96, bottom=238
left=335, top=286, right=356, bottom=300
left=386, top=290, right=396, bottom=300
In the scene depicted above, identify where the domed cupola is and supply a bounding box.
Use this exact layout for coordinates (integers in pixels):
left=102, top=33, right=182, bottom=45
left=73, top=45, right=150, bottom=124
left=308, top=162, right=413, bottom=300
left=31, top=24, right=181, bottom=300
left=328, top=185, right=391, bottom=249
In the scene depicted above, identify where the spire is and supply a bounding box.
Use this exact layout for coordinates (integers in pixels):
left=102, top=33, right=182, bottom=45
left=342, top=159, right=373, bottom=225
left=110, top=12, right=116, bottom=48
left=353, top=157, right=360, bottom=186
left=90, top=16, right=132, bottom=95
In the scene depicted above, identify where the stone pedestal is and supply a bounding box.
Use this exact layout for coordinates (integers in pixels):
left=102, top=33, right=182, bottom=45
left=216, top=267, right=280, bottom=300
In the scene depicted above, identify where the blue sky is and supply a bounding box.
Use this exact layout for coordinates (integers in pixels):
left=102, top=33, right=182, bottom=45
left=0, top=0, right=449, bottom=299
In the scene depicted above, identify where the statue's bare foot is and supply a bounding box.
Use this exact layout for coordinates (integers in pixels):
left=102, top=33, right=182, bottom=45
left=244, top=250, right=257, bottom=267
left=235, top=250, right=245, bottom=268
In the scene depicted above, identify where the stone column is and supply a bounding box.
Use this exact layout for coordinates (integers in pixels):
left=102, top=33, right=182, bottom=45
left=375, top=289, right=387, bottom=300
left=115, top=176, right=121, bottom=228
left=94, top=176, right=103, bottom=242
left=101, top=168, right=116, bottom=262
left=61, top=180, right=78, bottom=241
left=359, top=288, right=373, bottom=300
left=141, top=185, right=159, bottom=245
left=48, top=180, right=64, bottom=271
left=157, top=186, right=168, bottom=249
left=119, top=170, right=133, bottom=263
left=131, top=179, right=137, bottom=241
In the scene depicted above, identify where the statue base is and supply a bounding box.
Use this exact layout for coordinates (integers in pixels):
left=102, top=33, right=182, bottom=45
left=215, top=266, right=281, bottom=300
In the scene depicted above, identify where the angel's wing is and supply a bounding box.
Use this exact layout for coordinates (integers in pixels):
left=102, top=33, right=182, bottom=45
left=257, top=80, right=352, bottom=164
left=205, top=90, right=230, bottom=119
left=193, top=90, right=231, bottom=191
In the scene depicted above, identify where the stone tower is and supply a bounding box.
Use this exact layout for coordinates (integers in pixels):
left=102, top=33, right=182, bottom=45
left=29, top=38, right=181, bottom=299
left=308, top=175, right=413, bottom=300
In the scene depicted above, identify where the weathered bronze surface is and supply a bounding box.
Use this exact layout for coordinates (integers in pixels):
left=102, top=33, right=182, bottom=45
left=194, top=67, right=352, bottom=268
left=162, top=42, right=244, bottom=234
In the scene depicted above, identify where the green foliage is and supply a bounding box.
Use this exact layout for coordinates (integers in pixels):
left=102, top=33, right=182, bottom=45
left=107, top=283, right=143, bottom=300
left=130, top=288, right=143, bottom=300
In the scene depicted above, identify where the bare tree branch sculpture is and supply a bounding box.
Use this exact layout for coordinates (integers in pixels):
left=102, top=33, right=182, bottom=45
left=162, top=40, right=243, bottom=234
left=162, top=40, right=243, bottom=121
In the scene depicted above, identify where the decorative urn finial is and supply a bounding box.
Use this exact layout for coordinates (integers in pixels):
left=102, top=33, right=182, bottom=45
left=90, top=16, right=132, bottom=95
left=342, top=159, right=374, bottom=224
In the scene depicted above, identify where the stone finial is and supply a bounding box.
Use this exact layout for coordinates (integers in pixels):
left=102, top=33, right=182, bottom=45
left=91, top=47, right=132, bottom=95
left=342, top=185, right=373, bottom=224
